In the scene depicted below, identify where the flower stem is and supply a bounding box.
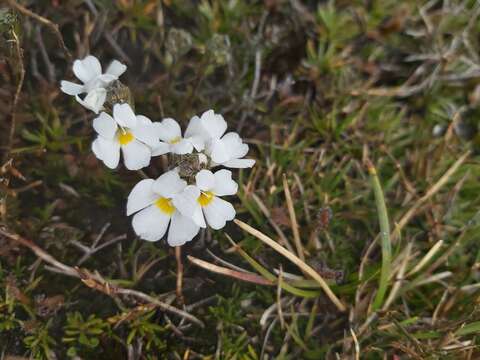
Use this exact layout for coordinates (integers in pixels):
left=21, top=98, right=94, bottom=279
left=175, top=246, right=184, bottom=305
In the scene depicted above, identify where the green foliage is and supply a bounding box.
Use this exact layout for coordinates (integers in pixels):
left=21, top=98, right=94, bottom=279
left=24, top=320, right=57, bottom=360
left=126, top=310, right=167, bottom=351
left=3, top=0, right=480, bottom=358
left=63, top=312, right=109, bottom=357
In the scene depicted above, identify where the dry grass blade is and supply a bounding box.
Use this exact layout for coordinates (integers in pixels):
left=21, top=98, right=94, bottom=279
left=391, top=150, right=471, bottom=243
left=382, top=242, right=412, bottom=311
left=226, top=235, right=321, bottom=298
left=283, top=174, right=304, bottom=261
left=407, top=240, right=444, bottom=277
left=234, top=219, right=347, bottom=312
left=350, top=328, right=360, bottom=360
left=187, top=255, right=273, bottom=286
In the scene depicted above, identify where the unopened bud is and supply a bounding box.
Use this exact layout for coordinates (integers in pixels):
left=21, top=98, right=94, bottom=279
left=104, top=80, right=134, bottom=112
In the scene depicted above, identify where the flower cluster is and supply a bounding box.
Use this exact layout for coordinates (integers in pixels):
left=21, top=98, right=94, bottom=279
left=61, top=55, right=254, bottom=246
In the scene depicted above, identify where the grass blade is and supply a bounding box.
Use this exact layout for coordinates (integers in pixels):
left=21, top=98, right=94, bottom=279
left=187, top=255, right=273, bottom=286
left=367, top=160, right=392, bottom=311
left=228, top=237, right=321, bottom=298
left=234, top=219, right=347, bottom=311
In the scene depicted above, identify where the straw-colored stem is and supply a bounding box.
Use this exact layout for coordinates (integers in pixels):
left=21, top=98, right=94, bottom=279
left=234, top=219, right=347, bottom=312
left=175, top=246, right=184, bottom=306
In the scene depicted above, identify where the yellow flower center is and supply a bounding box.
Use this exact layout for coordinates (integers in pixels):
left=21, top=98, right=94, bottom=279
left=155, top=197, right=175, bottom=215
left=118, top=131, right=134, bottom=145
left=197, top=191, right=214, bottom=207
left=169, top=136, right=181, bottom=144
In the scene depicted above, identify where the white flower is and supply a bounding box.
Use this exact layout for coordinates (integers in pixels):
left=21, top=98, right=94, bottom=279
left=127, top=171, right=200, bottom=246
left=184, top=109, right=227, bottom=151
left=185, top=109, right=255, bottom=168
left=209, top=132, right=255, bottom=168
left=173, top=169, right=237, bottom=230
left=60, top=55, right=127, bottom=113
left=151, top=118, right=194, bottom=156
left=91, top=103, right=160, bottom=170
left=74, top=88, right=107, bottom=114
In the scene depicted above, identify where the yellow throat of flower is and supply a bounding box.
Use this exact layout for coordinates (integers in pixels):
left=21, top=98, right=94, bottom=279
left=169, top=136, right=181, bottom=144
left=155, top=197, right=175, bottom=215
left=118, top=131, right=134, bottom=145
left=198, top=191, right=214, bottom=207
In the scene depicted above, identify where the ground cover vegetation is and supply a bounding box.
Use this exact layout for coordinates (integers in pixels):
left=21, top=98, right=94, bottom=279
left=2, top=0, right=480, bottom=358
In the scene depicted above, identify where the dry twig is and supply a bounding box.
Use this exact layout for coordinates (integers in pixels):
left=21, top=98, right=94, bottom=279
left=0, top=228, right=204, bottom=327
left=6, top=0, right=72, bottom=61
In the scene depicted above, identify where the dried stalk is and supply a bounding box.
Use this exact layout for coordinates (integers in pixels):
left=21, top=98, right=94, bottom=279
left=6, top=0, right=72, bottom=61
left=0, top=228, right=204, bottom=327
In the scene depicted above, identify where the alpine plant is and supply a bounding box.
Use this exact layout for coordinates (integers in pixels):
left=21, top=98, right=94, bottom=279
left=61, top=55, right=255, bottom=246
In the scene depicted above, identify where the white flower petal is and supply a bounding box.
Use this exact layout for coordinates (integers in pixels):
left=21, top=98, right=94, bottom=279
left=106, top=60, right=127, bottom=78
left=184, top=115, right=206, bottom=151
left=203, top=196, right=236, bottom=230
left=73, top=55, right=102, bottom=83
left=75, top=88, right=106, bottom=113
left=192, top=205, right=207, bottom=228
left=151, top=142, right=171, bottom=156
left=93, top=112, right=117, bottom=139
left=222, top=158, right=256, bottom=168
left=121, top=140, right=151, bottom=170
left=184, top=115, right=201, bottom=138
left=60, top=80, right=84, bottom=95
left=131, top=123, right=161, bottom=148
left=172, top=185, right=200, bottom=218
left=132, top=205, right=170, bottom=242
left=209, top=138, right=231, bottom=164
left=184, top=110, right=227, bottom=148
left=92, top=136, right=120, bottom=169
left=167, top=211, right=200, bottom=246
left=113, top=103, right=137, bottom=128
left=212, top=169, right=238, bottom=196
left=200, top=109, right=227, bottom=139
left=159, top=118, right=182, bottom=142
left=171, top=139, right=193, bottom=155
left=221, top=132, right=249, bottom=158
left=195, top=169, right=215, bottom=191
left=136, top=115, right=153, bottom=126
left=152, top=170, right=186, bottom=198
left=186, top=135, right=205, bottom=151
left=97, top=74, right=117, bottom=85
left=127, top=179, right=158, bottom=216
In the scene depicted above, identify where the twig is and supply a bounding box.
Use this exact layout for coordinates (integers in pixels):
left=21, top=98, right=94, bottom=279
left=75, top=234, right=127, bottom=266
left=7, top=30, right=25, bottom=161
left=83, top=0, right=132, bottom=64
left=6, top=0, right=72, bottom=62
left=237, top=49, right=262, bottom=132
left=0, top=228, right=204, bottom=327
left=72, top=223, right=127, bottom=266
left=35, top=26, right=55, bottom=84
